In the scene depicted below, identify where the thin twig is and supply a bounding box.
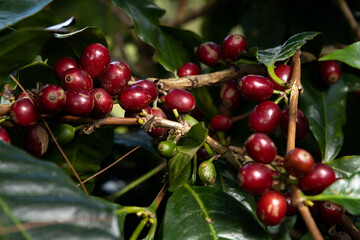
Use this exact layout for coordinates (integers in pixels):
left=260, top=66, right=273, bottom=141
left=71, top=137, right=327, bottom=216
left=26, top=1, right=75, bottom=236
left=231, top=111, right=251, bottom=123
left=338, top=213, right=360, bottom=240
left=337, top=0, right=360, bottom=41
left=152, top=181, right=169, bottom=209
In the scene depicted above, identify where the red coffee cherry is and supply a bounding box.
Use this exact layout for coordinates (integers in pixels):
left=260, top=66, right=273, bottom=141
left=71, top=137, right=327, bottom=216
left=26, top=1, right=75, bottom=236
left=10, top=98, right=40, bottom=127
left=124, top=106, right=151, bottom=118
left=165, top=88, right=195, bottom=114
left=284, top=148, right=314, bottom=177
left=317, top=201, right=343, bottom=225
left=220, top=80, right=241, bottom=109
left=237, top=162, right=273, bottom=195
left=299, top=163, right=336, bottom=195
left=61, top=68, right=93, bottom=92
left=90, top=88, right=113, bottom=117
left=100, top=61, right=132, bottom=96
left=64, top=89, right=94, bottom=116
left=147, top=107, right=168, bottom=139
left=118, top=85, right=152, bottom=112
left=196, top=42, right=221, bottom=67
left=23, top=124, right=49, bottom=157
left=53, top=56, right=78, bottom=81
left=211, top=115, right=232, bottom=132
left=221, top=34, right=246, bottom=62
left=248, top=101, right=281, bottom=134
left=134, top=79, right=159, bottom=102
left=36, top=84, right=66, bottom=115
left=279, top=108, right=309, bottom=142
left=177, top=62, right=200, bottom=77
left=0, top=126, right=11, bottom=144
left=79, top=43, right=111, bottom=79
left=317, top=60, right=341, bottom=84
left=283, top=192, right=298, bottom=216
left=239, top=75, right=274, bottom=102
left=245, top=133, right=277, bottom=164
left=16, top=92, right=31, bottom=100
left=268, top=65, right=292, bottom=91
left=256, top=191, right=287, bottom=226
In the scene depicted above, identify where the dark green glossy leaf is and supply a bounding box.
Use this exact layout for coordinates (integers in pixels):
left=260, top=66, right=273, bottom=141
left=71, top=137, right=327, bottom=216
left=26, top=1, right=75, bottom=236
left=0, top=141, right=121, bottom=239
left=161, top=184, right=270, bottom=240
left=342, top=72, right=360, bottom=92
left=192, top=87, right=218, bottom=119
left=319, top=42, right=360, bottom=69
left=305, top=172, right=360, bottom=215
left=268, top=216, right=297, bottom=239
left=327, top=156, right=360, bottom=177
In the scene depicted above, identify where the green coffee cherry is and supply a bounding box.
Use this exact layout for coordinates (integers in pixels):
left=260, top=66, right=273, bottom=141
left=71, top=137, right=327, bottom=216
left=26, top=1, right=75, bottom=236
left=53, top=123, right=76, bottom=144
left=198, top=160, right=216, bottom=185
left=157, top=140, right=177, bottom=158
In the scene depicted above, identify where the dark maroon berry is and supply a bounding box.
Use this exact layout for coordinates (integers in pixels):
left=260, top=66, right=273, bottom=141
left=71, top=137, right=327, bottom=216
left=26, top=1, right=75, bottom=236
left=196, top=42, right=221, bottom=67
left=0, top=126, right=11, bottom=144
left=239, top=75, right=274, bottom=102
left=220, top=80, right=241, bottom=109
left=64, top=89, right=94, bottom=116
left=211, top=115, right=232, bottom=132
left=237, top=162, right=273, bottom=195
left=221, top=34, right=246, bottom=62
left=36, top=84, right=66, bottom=115
left=10, top=98, right=40, bottom=127
left=100, top=61, right=132, bottom=96
left=280, top=108, right=309, bottom=142
left=284, top=192, right=298, bottom=216
left=118, top=85, right=152, bottom=112
left=245, top=133, right=277, bottom=164
left=134, top=79, right=158, bottom=101
left=79, top=43, right=111, bottom=79
left=317, top=201, right=343, bottom=225
left=90, top=88, right=113, bottom=117
left=317, top=60, right=341, bottom=84
left=147, top=107, right=168, bottom=139
left=284, top=148, right=314, bottom=177
left=24, top=124, right=49, bottom=157
left=177, top=62, right=200, bottom=77
left=53, top=56, right=78, bottom=81
left=299, top=163, right=336, bottom=195
left=248, top=101, right=281, bottom=134
left=61, top=68, right=93, bottom=92
left=16, top=92, right=31, bottom=100
left=165, top=89, right=195, bottom=114
left=268, top=65, right=292, bottom=91
left=196, top=146, right=209, bottom=162
left=256, top=191, right=287, bottom=226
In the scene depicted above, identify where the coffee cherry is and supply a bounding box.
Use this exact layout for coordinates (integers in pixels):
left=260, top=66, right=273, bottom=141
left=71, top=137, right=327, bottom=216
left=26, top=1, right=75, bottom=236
left=36, top=84, right=66, bottom=115
left=134, top=79, right=158, bottom=101
left=177, top=62, right=200, bottom=77
left=220, top=80, right=241, bottom=109
left=268, top=65, right=292, bottom=91
left=211, top=115, right=232, bottom=132
left=317, top=60, right=341, bottom=84
left=157, top=140, right=177, bottom=158
left=118, top=85, right=152, bottom=112
left=147, top=107, right=168, bottom=139
left=165, top=89, right=195, bottom=114
left=16, top=92, right=31, bottom=100
left=248, top=101, right=281, bottom=134
left=90, top=88, right=113, bottom=117
left=0, top=126, right=11, bottom=144
left=245, top=133, right=277, bottom=164
left=237, top=162, right=273, bottom=195
left=299, top=163, right=336, bottom=195
left=124, top=106, right=151, bottom=118
left=53, top=56, right=78, bottom=81
left=256, top=191, right=287, bottom=226
left=196, top=146, right=209, bottom=162
left=279, top=108, right=309, bottom=142
left=198, top=160, right=217, bottom=186
left=10, top=98, right=40, bottom=127
left=283, top=192, right=298, bottom=216
left=317, top=201, right=343, bottom=225
left=53, top=123, right=76, bottom=144
left=64, top=89, right=94, bottom=116
left=221, top=34, right=246, bottom=62
left=79, top=43, right=111, bottom=79
left=100, top=61, right=132, bottom=96
left=239, top=75, right=274, bottom=102
left=196, top=42, right=221, bottom=67
left=61, top=68, right=93, bottom=92
left=284, top=148, right=314, bottom=177
left=24, top=124, right=49, bottom=157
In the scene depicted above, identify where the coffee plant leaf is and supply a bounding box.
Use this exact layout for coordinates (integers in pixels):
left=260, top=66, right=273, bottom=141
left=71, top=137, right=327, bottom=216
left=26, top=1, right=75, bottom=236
left=192, top=87, right=219, bottom=119
left=327, top=156, right=360, bottom=177
left=319, top=41, right=360, bottom=69
left=268, top=216, right=297, bottom=240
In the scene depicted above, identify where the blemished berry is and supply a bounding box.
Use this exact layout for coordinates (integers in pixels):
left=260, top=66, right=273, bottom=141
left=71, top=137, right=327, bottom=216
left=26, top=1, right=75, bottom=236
left=317, top=201, right=343, bottom=225
left=79, top=43, right=111, bottom=79
left=280, top=108, right=309, bottom=142
left=256, top=191, right=287, bottom=226
left=237, top=162, right=273, bottom=195
left=64, top=89, right=94, bottom=116
left=10, top=98, right=40, bottom=127
left=198, top=160, right=217, bottom=186
left=299, top=163, right=336, bottom=195
left=284, top=148, right=314, bottom=177
left=177, top=62, right=200, bottom=77
left=220, top=80, right=241, bottom=109
left=221, top=34, right=246, bottom=62
left=165, top=88, right=195, bottom=114
left=248, top=101, right=281, bottom=134
left=24, top=124, right=49, bottom=157
left=317, top=60, right=341, bottom=84
left=268, top=65, right=292, bottom=91
left=61, top=68, right=93, bottom=92
left=239, top=75, right=274, bottom=102
left=36, top=84, right=66, bottom=115
left=118, top=85, right=152, bottom=112
left=147, top=107, right=168, bottom=139
left=157, top=140, right=177, bottom=158
left=53, top=56, right=78, bottom=81
left=196, top=42, right=221, bottom=67
left=100, top=61, right=132, bottom=96
left=134, top=79, right=159, bottom=101
left=284, top=192, right=298, bottom=216
left=211, top=115, right=232, bottom=132
left=90, top=88, right=113, bottom=117
left=53, top=123, right=76, bottom=144
left=0, top=126, right=11, bottom=144
left=245, top=133, right=277, bottom=164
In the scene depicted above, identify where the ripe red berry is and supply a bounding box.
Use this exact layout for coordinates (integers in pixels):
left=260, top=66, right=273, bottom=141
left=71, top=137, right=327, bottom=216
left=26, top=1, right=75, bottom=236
left=0, top=126, right=11, bottom=144
left=36, top=84, right=66, bottom=115
left=23, top=124, right=49, bottom=157
left=134, top=79, right=158, bottom=102
left=100, top=61, right=132, bottom=96
left=147, top=107, right=168, bottom=139
left=61, top=68, right=93, bottom=92
left=196, top=42, right=221, bottom=67
left=79, top=43, right=111, bottom=79
left=299, top=163, right=336, bottom=195
left=124, top=106, right=151, bottom=118
left=268, top=65, right=292, bottom=91
left=211, top=115, right=232, bottom=132
left=237, top=162, right=273, bottom=195
left=16, top=92, right=31, bottom=100
left=279, top=108, right=309, bottom=142
left=248, top=101, right=281, bottom=134
left=90, top=88, right=113, bottom=117
left=317, top=201, right=343, bottom=225
left=239, top=75, right=274, bottom=102
left=317, top=60, right=341, bottom=84
left=53, top=56, right=78, bottom=81
left=256, top=191, right=287, bottom=226
left=245, top=133, right=277, bottom=164
left=283, top=192, right=298, bottom=216
left=177, top=62, right=200, bottom=77
left=64, top=89, right=94, bottom=116
left=284, top=148, right=314, bottom=177
left=10, top=98, right=40, bottom=127
left=221, top=34, right=246, bottom=62
left=220, top=80, right=241, bottom=109
left=165, top=88, right=195, bottom=114
left=118, top=85, right=152, bottom=112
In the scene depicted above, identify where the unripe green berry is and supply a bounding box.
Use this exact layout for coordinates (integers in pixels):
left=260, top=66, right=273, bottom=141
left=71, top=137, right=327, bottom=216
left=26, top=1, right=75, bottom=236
left=198, top=160, right=216, bottom=185
left=157, top=140, right=177, bottom=158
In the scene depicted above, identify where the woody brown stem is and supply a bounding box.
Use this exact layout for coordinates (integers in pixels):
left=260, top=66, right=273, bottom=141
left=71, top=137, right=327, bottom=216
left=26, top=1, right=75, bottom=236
left=337, top=0, right=360, bottom=41
left=338, top=213, right=360, bottom=240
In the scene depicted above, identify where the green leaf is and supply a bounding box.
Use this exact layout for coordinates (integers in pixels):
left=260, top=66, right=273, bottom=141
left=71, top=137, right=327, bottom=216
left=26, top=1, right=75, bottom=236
left=305, top=172, right=360, bottom=215
left=343, top=72, right=360, bottom=92
left=319, top=41, right=360, bottom=69
left=0, top=0, right=53, bottom=30
left=327, top=156, right=360, bottom=177
left=268, top=216, right=297, bottom=239
left=192, top=87, right=219, bottom=120
left=0, top=141, right=121, bottom=239
left=161, top=184, right=270, bottom=240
